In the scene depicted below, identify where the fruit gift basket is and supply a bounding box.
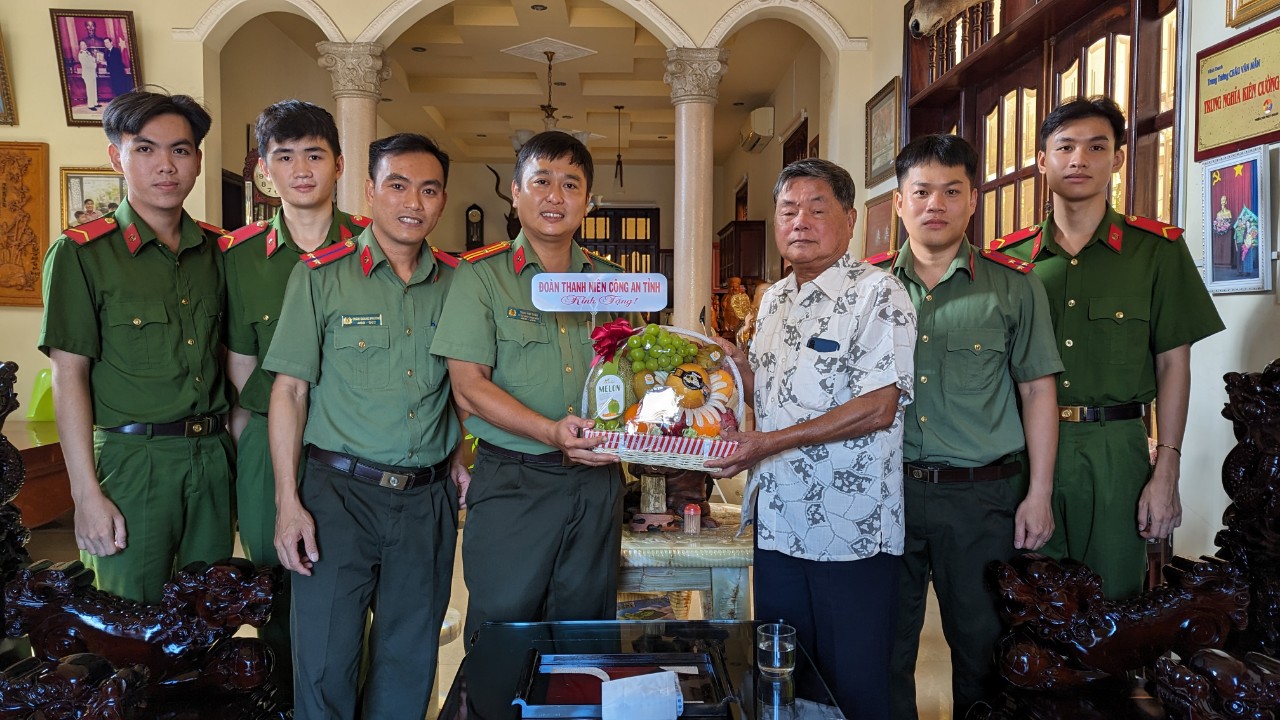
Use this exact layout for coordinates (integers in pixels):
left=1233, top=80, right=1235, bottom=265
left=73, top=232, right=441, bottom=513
left=581, top=320, right=743, bottom=471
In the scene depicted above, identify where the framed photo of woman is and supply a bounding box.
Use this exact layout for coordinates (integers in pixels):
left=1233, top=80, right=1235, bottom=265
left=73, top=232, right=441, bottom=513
left=49, top=10, right=141, bottom=127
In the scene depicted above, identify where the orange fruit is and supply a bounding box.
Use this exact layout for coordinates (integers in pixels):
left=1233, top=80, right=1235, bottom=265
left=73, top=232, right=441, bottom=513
left=691, top=412, right=722, bottom=437
left=665, top=363, right=710, bottom=409
left=623, top=403, right=650, bottom=434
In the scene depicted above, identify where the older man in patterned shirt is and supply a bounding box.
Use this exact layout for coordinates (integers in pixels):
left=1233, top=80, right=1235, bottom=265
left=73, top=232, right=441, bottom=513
left=711, top=158, right=917, bottom=720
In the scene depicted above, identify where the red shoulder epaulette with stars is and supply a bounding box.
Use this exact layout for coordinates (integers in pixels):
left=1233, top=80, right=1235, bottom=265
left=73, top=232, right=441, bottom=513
left=347, top=214, right=372, bottom=228
left=432, top=247, right=460, bottom=268
left=461, top=241, right=511, bottom=263
left=1124, top=215, right=1183, bottom=242
left=988, top=225, right=1042, bottom=251
left=219, top=220, right=270, bottom=252
left=863, top=249, right=897, bottom=267
left=980, top=248, right=1035, bottom=274
left=63, top=215, right=119, bottom=246
left=300, top=239, right=358, bottom=269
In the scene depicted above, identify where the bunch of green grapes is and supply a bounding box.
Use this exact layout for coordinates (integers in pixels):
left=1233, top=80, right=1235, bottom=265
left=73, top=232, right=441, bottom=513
left=624, top=324, right=700, bottom=373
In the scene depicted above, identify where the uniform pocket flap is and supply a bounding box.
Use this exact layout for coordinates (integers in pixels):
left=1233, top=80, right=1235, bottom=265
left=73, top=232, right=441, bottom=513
left=496, top=318, right=550, bottom=346
left=1088, top=298, right=1150, bottom=323
left=334, top=326, right=390, bottom=351
left=946, top=328, right=1006, bottom=354
left=107, top=301, right=169, bottom=328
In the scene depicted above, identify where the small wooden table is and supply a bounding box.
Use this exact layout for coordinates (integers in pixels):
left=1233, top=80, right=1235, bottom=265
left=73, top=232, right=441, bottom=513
left=5, top=421, right=72, bottom=528
left=618, top=502, right=752, bottom=620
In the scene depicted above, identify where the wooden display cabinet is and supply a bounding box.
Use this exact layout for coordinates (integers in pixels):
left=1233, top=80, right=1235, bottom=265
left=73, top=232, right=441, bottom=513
left=715, top=220, right=765, bottom=290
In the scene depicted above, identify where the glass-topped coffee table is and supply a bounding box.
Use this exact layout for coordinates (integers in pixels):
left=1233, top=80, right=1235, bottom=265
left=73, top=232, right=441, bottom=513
left=438, top=620, right=845, bottom=719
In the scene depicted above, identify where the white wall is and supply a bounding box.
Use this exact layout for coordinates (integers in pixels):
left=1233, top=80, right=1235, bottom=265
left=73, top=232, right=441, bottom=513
left=1173, top=4, right=1280, bottom=559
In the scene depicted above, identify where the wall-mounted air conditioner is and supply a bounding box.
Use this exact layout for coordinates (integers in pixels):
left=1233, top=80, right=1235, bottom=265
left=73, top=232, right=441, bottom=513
left=740, top=107, right=774, bottom=153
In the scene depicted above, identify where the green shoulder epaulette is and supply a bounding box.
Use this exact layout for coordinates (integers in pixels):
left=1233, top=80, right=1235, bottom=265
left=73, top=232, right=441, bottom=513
left=219, top=220, right=270, bottom=252
left=980, top=248, right=1035, bottom=273
left=461, top=241, right=511, bottom=263
left=301, top=239, right=358, bottom=269
left=63, top=215, right=119, bottom=246
left=1124, top=215, right=1183, bottom=241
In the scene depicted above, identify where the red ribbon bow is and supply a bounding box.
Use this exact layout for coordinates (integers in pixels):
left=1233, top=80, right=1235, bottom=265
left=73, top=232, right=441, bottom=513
left=591, top=318, right=636, bottom=362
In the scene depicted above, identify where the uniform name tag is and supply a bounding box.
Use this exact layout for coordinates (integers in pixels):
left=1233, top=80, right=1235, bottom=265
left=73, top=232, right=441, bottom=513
left=507, top=307, right=543, bottom=324
left=341, top=314, right=384, bottom=326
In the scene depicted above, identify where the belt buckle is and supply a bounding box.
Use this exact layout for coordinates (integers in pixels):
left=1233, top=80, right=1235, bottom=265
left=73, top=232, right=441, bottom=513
left=184, top=417, right=210, bottom=437
left=1058, top=406, right=1084, bottom=422
left=380, top=471, right=410, bottom=491
left=907, top=465, right=939, bottom=483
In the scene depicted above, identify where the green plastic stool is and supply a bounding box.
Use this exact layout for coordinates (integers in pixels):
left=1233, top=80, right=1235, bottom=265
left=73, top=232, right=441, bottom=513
left=25, top=368, right=54, bottom=421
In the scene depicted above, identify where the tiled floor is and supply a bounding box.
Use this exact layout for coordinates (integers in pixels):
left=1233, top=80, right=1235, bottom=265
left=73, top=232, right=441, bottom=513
left=25, top=513, right=954, bottom=719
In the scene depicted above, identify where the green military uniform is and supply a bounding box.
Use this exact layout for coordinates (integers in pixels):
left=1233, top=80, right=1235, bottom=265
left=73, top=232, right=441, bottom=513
left=431, top=232, right=625, bottom=641
left=38, top=198, right=233, bottom=604
left=263, top=228, right=460, bottom=719
left=221, top=207, right=370, bottom=697
left=996, top=208, right=1225, bottom=598
left=878, top=239, right=1063, bottom=719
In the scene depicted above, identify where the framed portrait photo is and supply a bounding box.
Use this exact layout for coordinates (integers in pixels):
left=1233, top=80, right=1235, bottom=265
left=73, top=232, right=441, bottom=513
left=61, top=167, right=126, bottom=229
left=1228, top=0, right=1280, bottom=27
left=0, top=26, right=16, bottom=125
left=865, top=77, right=901, bottom=186
left=1202, top=146, right=1271, bottom=294
left=49, top=9, right=141, bottom=127
left=862, top=190, right=900, bottom=259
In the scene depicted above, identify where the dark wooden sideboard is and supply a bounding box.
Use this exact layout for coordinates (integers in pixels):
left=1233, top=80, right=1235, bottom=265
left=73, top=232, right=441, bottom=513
left=7, top=421, right=72, bottom=527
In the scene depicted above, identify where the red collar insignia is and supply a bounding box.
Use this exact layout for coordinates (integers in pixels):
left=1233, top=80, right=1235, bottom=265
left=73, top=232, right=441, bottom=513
left=513, top=245, right=527, bottom=274
left=360, top=245, right=374, bottom=277
left=265, top=228, right=280, bottom=258
left=1106, top=224, right=1124, bottom=253
left=123, top=224, right=144, bottom=255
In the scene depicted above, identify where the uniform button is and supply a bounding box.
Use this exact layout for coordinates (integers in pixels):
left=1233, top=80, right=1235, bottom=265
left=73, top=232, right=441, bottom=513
left=186, top=338, right=195, bottom=346
left=920, top=416, right=928, bottom=423
left=1070, top=258, right=1079, bottom=266
left=1115, top=311, right=1124, bottom=319
left=408, top=451, right=414, bottom=459
left=567, top=405, right=575, bottom=414
left=925, top=294, right=933, bottom=302
left=921, top=335, right=929, bottom=343
left=408, top=411, right=416, bottom=419
left=564, top=365, right=572, bottom=373
left=181, top=298, right=189, bottom=305
left=406, top=369, right=413, bottom=377
left=1062, top=380, right=1071, bottom=388
left=132, top=317, right=142, bottom=326
left=560, top=326, right=567, bottom=334
left=195, top=375, right=203, bottom=383
left=1067, top=299, right=1076, bottom=307
left=1064, top=339, right=1074, bottom=348
left=973, top=343, right=982, bottom=352
left=358, top=340, right=367, bottom=349
left=262, top=314, right=270, bottom=321
left=405, top=328, right=412, bottom=336
left=920, top=375, right=928, bottom=383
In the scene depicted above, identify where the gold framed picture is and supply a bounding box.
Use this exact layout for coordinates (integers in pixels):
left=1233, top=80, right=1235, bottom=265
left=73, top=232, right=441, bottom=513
left=49, top=9, right=141, bottom=127
left=862, top=190, right=900, bottom=259
left=865, top=77, right=901, bottom=186
left=60, top=166, right=127, bottom=228
left=0, top=25, right=16, bottom=125
left=1228, top=0, right=1280, bottom=27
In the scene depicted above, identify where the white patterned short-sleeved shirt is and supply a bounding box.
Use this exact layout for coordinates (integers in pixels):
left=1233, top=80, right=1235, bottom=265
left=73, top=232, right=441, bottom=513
left=746, top=252, right=917, bottom=561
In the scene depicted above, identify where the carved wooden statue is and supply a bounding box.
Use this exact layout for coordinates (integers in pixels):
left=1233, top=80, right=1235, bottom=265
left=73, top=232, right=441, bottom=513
left=1154, top=648, right=1280, bottom=720
left=1218, top=359, right=1280, bottom=654
left=0, top=361, right=31, bottom=589
left=0, top=653, right=148, bottom=719
left=991, top=553, right=1249, bottom=690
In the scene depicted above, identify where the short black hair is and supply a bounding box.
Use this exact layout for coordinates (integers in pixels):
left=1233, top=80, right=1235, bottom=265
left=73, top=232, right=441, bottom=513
left=895, top=134, right=979, bottom=187
left=513, top=131, right=593, bottom=192
left=102, top=88, right=212, bottom=148
left=1040, top=96, right=1127, bottom=149
left=772, top=158, right=857, bottom=212
left=368, top=133, right=450, bottom=186
left=255, top=100, right=342, bottom=158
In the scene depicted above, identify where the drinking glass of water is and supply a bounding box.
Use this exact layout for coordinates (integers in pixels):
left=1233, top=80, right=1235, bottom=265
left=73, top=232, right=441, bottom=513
left=756, top=622, right=797, bottom=677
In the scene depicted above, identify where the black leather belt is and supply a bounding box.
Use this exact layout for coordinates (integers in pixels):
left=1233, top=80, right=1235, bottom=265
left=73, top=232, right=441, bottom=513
left=100, top=415, right=224, bottom=438
left=1057, top=402, right=1146, bottom=423
left=478, top=439, right=565, bottom=466
left=905, top=460, right=1022, bottom=484
left=307, top=446, right=446, bottom=491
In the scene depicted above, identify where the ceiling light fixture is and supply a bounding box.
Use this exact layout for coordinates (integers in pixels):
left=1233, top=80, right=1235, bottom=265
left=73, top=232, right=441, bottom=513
left=531, top=4, right=548, bottom=10
left=614, top=105, right=624, bottom=190
left=510, top=49, right=593, bottom=152
left=411, top=46, right=426, bottom=53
